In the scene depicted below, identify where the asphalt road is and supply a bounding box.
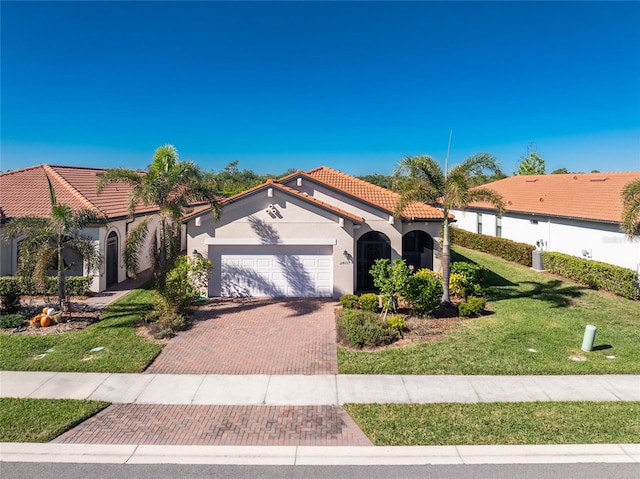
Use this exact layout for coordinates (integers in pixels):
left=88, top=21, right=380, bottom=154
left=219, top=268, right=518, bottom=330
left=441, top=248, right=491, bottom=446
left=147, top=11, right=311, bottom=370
left=2, top=463, right=639, bottom=479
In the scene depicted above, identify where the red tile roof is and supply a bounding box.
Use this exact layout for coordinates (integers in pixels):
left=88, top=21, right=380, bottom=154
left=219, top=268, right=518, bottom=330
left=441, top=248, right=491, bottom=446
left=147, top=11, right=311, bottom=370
left=468, top=172, right=640, bottom=223
left=0, top=164, right=159, bottom=221
left=298, top=166, right=444, bottom=220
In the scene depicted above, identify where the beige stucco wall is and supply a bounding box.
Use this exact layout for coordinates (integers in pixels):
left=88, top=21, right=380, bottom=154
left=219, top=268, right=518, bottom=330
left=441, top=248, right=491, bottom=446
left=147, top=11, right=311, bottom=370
left=187, top=188, right=357, bottom=298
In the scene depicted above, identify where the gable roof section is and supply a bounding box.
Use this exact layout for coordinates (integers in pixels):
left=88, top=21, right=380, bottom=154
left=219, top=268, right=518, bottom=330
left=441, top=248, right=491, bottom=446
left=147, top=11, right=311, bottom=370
left=287, top=166, right=444, bottom=220
left=183, top=179, right=364, bottom=224
left=468, top=172, right=640, bottom=224
left=0, top=164, right=159, bottom=222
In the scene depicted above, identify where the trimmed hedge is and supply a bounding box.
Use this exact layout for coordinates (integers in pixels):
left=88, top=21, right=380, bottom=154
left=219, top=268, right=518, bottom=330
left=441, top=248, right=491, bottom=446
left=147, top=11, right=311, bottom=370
left=542, top=252, right=639, bottom=300
left=0, top=276, right=93, bottom=297
left=450, top=227, right=536, bottom=267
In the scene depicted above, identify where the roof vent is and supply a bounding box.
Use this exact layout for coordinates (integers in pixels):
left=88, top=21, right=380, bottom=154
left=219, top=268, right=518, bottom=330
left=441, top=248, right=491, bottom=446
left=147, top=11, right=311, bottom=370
left=573, top=175, right=578, bottom=180
left=589, top=177, right=609, bottom=182
left=525, top=178, right=538, bottom=183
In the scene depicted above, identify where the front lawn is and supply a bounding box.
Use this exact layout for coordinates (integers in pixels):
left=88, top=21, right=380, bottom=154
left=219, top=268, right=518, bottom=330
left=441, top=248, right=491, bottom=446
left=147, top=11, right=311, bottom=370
left=0, top=287, right=163, bottom=372
left=345, top=402, right=640, bottom=445
left=0, top=398, right=110, bottom=442
left=338, top=246, right=640, bottom=374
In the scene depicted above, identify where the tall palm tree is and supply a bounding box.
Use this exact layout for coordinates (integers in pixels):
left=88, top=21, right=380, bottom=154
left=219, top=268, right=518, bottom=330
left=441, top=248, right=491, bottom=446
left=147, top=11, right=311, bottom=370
left=394, top=153, right=505, bottom=303
left=3, top=173, right=104, bottom=306
left=97, top=144, right=221, bottom=290
left=621, top=178, right=640, bottom=239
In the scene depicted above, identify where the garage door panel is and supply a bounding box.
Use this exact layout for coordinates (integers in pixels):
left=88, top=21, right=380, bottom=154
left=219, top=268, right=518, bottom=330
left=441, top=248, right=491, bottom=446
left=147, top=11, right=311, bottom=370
left=220, top=252, right=332, bottom=298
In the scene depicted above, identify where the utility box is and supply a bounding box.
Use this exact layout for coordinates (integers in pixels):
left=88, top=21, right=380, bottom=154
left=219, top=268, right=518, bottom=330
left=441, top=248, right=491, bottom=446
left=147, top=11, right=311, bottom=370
left=532, top=250, right=544, bottom=271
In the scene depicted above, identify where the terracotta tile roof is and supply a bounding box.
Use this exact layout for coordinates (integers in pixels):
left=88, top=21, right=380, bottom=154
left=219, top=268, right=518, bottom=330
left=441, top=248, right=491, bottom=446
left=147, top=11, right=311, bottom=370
left=299, top=166, right=444, bottom=220
left=183, top=179, right=364, bottom=224
left=0, top=164, right=159, bottom=222
left=468, top=172, right=640, bottom=223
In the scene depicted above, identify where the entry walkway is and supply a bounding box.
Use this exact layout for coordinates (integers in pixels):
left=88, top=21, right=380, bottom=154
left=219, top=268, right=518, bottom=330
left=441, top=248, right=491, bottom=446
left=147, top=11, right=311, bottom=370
left=2, top=371, right=638, bottom=404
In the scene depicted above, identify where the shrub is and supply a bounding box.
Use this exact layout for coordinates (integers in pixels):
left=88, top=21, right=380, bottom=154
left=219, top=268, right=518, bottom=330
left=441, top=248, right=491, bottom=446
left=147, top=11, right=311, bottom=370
left=0, top=276, right=93, bottom=297
left=387, top=315, right=405, bottom=338
left=340, top=294, right=360, bottom=309
left=370, top=259, right=412, bottom=312
left=458, top=296, right=486, bottom=317
left=542, top=252, right=639, bottom=300
left=359, top=293, right=379, bottom=312
left=404, top=273, right=442, bottom=316
left=450, top=227, right=535, bottom=267
left=0, top=278, right=22, bottom=313
left=450, top=261, right=485, bottom=298
left=336, top=309, right=397, bottom=348
left=0, top=313, right=25, bottom=329
left=163, top=255, right=214, bottom=313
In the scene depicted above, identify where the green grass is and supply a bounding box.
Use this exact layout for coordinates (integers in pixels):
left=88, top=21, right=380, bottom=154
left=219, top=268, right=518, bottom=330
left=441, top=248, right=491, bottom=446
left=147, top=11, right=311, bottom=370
left=339, top=246, right=640, bottom=375
left=0, top=287, right=163, bottom=372
left=0, top=398, right=110, bottom=442
left=344, top=402, right=640, bottom=445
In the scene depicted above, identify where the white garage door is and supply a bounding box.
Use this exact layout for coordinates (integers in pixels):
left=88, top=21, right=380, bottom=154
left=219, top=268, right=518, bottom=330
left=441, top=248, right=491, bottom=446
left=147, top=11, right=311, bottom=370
left=221, top=254, right=332, bottom=297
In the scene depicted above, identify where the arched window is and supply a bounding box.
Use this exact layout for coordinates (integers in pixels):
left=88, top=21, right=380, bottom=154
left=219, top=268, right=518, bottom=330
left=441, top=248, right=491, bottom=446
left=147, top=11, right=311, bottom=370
left=402, top=230, right=434, bottom=271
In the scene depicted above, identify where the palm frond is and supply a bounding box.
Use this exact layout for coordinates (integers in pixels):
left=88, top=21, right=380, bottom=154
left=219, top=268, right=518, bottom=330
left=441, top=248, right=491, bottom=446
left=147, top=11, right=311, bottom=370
left=467, top=188, right=506, bottom=214
left=96, top=168, right=143, bottom=193
left=65, top=236, right=103, bottom=273
left=621, top=178, right=640, bottom=239
left=2, top=216, right=50, bottom=240
left=124, top=217, right=151, bottom=276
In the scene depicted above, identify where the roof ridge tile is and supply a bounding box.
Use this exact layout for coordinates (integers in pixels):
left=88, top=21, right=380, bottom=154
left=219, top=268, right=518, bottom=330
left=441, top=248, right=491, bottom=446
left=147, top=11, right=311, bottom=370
left=44, top=165, right=99, bottom=212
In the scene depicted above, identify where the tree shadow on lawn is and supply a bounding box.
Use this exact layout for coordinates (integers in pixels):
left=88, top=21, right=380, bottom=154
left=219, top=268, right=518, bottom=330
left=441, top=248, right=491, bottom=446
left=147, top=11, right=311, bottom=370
left=452, top=249, right=587, bottom=308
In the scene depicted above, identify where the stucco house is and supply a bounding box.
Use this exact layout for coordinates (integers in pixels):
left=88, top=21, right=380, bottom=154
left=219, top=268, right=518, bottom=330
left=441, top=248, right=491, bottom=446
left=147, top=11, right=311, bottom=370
left=0, top=164, right=161, bottom=292
left=451, top=172, right=640, bottom=272
left=183, top=166, right=445, bottom=299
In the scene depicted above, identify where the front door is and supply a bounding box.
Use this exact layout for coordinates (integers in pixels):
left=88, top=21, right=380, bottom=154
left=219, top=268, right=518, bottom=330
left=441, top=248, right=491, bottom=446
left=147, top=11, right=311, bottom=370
left=356, top=231, right=391, bottom=292
left=106, top=231, right=118, bottom=287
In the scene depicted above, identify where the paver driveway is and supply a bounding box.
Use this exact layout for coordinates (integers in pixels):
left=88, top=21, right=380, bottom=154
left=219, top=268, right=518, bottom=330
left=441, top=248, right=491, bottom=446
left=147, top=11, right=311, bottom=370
left=145, top=298, right=339, bottom=375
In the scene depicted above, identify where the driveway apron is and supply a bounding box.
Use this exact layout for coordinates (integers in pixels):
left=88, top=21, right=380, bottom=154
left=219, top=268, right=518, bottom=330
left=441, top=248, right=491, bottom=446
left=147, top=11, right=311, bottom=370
left=144, top=298, right=339, bottom=375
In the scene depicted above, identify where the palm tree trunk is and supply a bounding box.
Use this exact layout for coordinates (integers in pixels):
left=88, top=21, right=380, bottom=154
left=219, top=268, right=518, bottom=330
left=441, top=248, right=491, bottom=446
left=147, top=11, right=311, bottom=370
left=57, top=243, right=66, bottom=307
left=157, top=218, right=167, bottom=291
left=441, top=219, right=451, bottom=304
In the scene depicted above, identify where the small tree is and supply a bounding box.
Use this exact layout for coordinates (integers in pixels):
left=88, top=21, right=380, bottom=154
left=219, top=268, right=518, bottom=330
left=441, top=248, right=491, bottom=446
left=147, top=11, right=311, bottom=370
left=3, top=173, right=103, bottom=306
left=369, top=258, right=412, bottom=312
left=515, top=148, right=546, bottom=176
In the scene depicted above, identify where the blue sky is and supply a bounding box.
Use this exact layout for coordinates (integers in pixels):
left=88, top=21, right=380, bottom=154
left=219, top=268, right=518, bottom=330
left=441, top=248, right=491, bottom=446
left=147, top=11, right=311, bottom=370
left=2, top=1, right=639, bottom=177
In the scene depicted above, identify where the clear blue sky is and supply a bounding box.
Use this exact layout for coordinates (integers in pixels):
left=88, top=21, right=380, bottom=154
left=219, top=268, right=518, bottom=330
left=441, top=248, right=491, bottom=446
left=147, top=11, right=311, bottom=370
left=2, top=1, right=639, bottom=177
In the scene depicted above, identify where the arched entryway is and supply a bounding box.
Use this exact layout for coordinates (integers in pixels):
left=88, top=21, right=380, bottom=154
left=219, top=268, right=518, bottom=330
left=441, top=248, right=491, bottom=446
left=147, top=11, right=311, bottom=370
left=106, top=231, right=119, bottom=288
left=402, top=230, right=434, bottom=271
left=356, top=231, right=391, bottom=292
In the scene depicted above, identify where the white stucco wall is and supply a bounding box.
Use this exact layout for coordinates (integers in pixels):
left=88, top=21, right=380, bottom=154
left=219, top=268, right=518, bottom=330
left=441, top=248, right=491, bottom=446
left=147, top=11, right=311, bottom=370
left=451, top=208, right=640, bottom=272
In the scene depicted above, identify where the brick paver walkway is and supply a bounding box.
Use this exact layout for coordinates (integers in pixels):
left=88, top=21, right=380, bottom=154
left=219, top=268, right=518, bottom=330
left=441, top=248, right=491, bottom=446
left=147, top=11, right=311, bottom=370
left=145, top=298, right=338, bottom=375
left=53, top=404, right=372, bottom=446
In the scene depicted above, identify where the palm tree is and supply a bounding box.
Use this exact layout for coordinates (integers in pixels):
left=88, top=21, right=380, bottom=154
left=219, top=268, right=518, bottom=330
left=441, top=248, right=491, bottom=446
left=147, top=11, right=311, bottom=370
left=621, top=178, right=640, bottom=239
left=394, top=153, right=505, bottom=303
left=97, top=144, right=221, bottom=290
left=3, top=173, right=104, bottom=306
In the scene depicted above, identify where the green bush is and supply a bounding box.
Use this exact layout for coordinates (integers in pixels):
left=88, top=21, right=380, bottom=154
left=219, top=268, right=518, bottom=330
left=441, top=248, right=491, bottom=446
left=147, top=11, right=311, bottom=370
left=359, top=293, right=380, bottom=312
left=0, top=276, right=92, bottom=297
left=340, top=294, right=360, bottom=309
left=404, top=273, right=442, bottom=316
left=451, top=261, right=485, bottom=298
left=450, top=227, right=535, bottom=267
left=387, top=315, right=405, bottom=338
left=542, top=252, right=639, bottom=300
left=0, top=278, right=22, bottom=313
left=370, top=259, right=412, bottom=312
left=0, top=313, right=25, bottom=328
left=336, top=309, right=397, bottom=348
left=163, top=255, right=213, bottom=313
left=458, top=296, right=486, bottom=317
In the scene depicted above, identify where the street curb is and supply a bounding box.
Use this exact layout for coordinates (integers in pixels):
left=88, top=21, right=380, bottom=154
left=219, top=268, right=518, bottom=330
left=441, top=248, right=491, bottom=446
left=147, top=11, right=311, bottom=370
left=1, top=443, right=638, bottom=465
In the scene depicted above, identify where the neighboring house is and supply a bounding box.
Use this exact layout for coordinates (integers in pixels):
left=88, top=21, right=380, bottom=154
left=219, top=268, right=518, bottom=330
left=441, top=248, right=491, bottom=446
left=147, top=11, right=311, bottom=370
left=183, top=166, right=445, bottom=299
left=451, top=172, right=640, bottom=272
left=0, top=164, right=161, bottom=292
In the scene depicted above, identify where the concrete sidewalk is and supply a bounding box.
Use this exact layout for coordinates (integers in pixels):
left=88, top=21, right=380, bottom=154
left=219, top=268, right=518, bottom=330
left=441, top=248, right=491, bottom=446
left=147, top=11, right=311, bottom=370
left=2, top=371, right=639, bottom=404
